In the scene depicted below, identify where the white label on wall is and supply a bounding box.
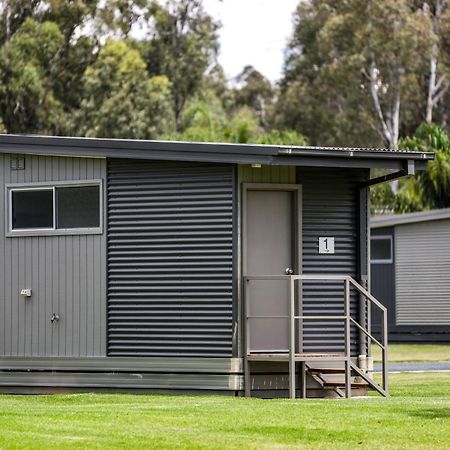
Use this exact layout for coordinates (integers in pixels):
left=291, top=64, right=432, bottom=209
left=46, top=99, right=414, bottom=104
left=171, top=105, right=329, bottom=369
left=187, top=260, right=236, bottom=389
left=319, top=237, right=335, bottom=254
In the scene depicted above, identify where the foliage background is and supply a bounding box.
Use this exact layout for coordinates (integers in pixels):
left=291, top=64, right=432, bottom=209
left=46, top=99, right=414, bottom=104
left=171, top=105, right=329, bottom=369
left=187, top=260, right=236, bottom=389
left=0, top=0, right=449, bottom=213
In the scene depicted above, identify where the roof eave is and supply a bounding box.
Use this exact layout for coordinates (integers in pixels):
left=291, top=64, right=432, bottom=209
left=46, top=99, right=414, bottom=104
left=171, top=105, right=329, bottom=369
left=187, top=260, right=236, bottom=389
left=0, top=134, right=435, bottom=169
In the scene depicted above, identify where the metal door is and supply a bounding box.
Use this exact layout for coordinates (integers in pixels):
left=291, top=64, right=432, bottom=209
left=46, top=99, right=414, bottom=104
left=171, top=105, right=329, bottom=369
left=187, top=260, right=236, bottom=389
left=243, top=184, right=301, bottom=353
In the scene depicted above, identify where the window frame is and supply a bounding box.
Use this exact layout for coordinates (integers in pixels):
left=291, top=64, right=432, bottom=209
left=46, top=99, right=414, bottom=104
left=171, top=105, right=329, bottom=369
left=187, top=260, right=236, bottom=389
left=370, top=235, right=393, bottom=264
left=6, top=179, right=103, bottom=237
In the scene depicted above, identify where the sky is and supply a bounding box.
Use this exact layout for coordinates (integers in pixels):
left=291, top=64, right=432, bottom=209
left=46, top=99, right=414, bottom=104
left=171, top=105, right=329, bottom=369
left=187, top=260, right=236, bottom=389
left=203, top=0, right=299, bottom=83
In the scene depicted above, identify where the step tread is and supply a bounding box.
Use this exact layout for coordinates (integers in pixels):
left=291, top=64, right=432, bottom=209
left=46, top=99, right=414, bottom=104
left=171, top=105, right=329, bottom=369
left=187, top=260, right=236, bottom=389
left=323, top=381, right=369, bottom=388
left=307, top=368, right=345, bottom=374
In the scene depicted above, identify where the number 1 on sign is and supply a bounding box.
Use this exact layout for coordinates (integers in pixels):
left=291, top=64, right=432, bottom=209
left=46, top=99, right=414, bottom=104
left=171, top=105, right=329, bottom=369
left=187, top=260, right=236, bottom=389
left=319, top=237, right=335, bottom=254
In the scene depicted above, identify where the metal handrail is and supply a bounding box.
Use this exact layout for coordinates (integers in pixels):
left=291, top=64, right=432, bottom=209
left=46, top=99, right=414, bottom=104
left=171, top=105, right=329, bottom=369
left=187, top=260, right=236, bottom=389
left=243, top=274, right=388, bottom=398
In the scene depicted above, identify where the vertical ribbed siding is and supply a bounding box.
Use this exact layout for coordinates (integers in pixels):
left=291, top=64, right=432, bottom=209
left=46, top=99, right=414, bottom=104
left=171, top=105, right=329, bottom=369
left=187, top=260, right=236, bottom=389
left=396, top=219, right=450, bottom=325
left=107, top=159, right=234, bottom=356
left=299, top=167, right=368, bottom=355
left=0, top=154, right=107, bottom=357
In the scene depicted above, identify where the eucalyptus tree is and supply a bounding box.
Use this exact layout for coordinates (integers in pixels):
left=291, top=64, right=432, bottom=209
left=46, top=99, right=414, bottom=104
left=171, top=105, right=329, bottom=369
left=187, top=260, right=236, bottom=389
left=233, top=66, right=274, bottom=128
left=0, top=17, right=65, bottom=133
left=423, top=0, right=450, bottom=124
left=139, top=0, right=220, bottom=130
left=76, top=39, right=174, bottom=139
left=277, top=0, right=435, bottom=148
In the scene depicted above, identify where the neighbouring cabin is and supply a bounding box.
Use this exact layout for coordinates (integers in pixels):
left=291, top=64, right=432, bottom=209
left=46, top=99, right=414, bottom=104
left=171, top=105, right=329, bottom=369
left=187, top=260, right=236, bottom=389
left=0, top=135, right=433, bottom=398
left=371, top=209, right=450, bottom=343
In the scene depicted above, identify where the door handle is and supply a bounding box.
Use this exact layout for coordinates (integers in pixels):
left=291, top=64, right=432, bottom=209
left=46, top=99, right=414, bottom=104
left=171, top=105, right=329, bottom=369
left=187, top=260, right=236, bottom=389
left=285, top=267, right=294, bottom=275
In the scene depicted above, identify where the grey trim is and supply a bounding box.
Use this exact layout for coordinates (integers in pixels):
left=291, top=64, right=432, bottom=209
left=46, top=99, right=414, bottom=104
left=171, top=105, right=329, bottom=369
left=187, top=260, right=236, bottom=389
left=0, top=134, right=434, bottom=170
left=0, top=371, right=242, bottom=390
left=278, top=148, right=430, bottom=160
left=0, top=356, right=242, bottom=373
left=231, top=166, right=239, bottom=357
left=361, top=168, right=409, bottom=188
left=371, top=208, right=450, bottom=228
left=5, top=179, right=103, bottom=237
left=357, top=186, right=370, bottom=356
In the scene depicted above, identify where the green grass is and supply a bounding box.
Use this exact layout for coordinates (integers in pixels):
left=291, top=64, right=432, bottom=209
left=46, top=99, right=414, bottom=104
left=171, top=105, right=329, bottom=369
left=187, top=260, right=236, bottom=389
left=0, top=372, right=449, bottom=449
left=373, top=343, right=450, bottom=363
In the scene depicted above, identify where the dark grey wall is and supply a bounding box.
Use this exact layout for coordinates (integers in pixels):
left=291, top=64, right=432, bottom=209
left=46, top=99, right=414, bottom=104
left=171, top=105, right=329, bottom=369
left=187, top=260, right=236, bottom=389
left=370, top=227, right=395, bottom=339
left=371, top=224, right=450, bottom=342
left=107, top=159, right=235, bottom=357
left=298, top=167, right=369, bottom=356
left=0, top=154, right=107, bottom=357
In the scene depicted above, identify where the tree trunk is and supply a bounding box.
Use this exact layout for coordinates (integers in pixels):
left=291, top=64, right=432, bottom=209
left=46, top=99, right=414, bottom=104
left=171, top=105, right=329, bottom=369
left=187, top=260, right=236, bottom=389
left=367, top=61, right=400, bottom=149
left=426, top=48, right=438, bottom=123
left=426, top=0, right=449, bottom=123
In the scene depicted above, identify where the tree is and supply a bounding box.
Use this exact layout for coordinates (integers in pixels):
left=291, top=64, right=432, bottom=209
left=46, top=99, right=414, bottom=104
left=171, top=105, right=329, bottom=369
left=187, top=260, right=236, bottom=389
left=370, top=123, right=450, bottom=213
left=0, top=1, right=103, bottom=134
left=233, top=66, right=274, bottom=128
left=359, top=1, right=432, bottom=148
left=76, top=39, right=174, bottom=139
left=0, top=17, right=65, bottom=133
left=0, top=0, right=42, bottom=44
left=275, top=0, right=381, bottom=147
left=424, top=0, right=450, bottom=124
left=398, top=123, right=450, bottom=210
left=277, top=0, right=434, bottom=148
left=139, top=0, right=219, bottom=130
left=97, top=0, right=148, bottom=36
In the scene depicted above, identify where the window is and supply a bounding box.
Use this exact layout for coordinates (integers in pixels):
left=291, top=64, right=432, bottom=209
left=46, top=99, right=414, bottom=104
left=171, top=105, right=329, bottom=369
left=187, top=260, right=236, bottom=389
left=12, top=189, right=54, bottom=229
left=56, top=186, right=100, bottom=229
left=8, top=181, right=102, bottom=235
left=370, top=236, right=393, bottom=264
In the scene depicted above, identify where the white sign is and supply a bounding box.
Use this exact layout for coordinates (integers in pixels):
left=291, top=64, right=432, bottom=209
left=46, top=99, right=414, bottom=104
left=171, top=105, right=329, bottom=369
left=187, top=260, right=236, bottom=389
left=319, top=237, right=335, bottom=254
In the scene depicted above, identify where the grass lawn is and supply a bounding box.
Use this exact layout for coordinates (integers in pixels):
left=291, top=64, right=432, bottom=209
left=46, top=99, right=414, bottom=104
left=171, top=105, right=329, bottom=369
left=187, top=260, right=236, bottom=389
left=373, top=343, right=450, bottom=363
left=0, top=372, right=449, bottom=449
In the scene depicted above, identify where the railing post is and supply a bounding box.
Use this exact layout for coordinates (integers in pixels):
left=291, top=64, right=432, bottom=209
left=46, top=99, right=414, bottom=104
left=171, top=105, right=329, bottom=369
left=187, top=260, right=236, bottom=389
left=289, top=276, right=296, bottom=399
left=344, top=278, right=351, bottom=398
left=244, top=278, right=250, bottom=397
left=382, top=308, right=388, bottom=395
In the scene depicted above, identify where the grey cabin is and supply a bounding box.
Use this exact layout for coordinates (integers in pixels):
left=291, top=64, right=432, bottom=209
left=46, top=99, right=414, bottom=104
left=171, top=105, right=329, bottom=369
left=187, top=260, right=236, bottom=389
left=0, top=134, right=433, bottom=398
left=371, top=209, right=450, bottom=343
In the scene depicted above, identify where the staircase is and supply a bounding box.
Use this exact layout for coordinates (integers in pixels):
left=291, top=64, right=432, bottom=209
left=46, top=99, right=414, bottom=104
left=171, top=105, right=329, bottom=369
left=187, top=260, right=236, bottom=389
left=243, top=274, right=388, bottom=399
left=305, top=361, right=386, bottom=398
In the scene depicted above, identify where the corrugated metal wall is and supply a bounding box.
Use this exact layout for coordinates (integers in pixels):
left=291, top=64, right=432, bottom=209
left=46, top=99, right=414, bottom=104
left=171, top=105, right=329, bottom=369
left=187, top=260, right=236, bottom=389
left=107, top=159, right=235, bottom=356
left=396, top=219, right=450, bottom=325
left=0, top=154, right=107, bottom=357
left=298, top=167, right=367, bottom=355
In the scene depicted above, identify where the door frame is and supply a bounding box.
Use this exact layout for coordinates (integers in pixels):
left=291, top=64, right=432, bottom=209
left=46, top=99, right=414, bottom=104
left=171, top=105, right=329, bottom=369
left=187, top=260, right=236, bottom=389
left=241, top=183, right=303, bottom=354
left=242, top=183, right=302, bottom=277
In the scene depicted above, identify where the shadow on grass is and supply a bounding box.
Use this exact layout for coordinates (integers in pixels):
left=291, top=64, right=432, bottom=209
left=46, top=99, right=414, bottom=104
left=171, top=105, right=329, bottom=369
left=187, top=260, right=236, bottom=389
left=408, top=408, right=450, bottom=419
left=237, top=425, right=365, bottom=444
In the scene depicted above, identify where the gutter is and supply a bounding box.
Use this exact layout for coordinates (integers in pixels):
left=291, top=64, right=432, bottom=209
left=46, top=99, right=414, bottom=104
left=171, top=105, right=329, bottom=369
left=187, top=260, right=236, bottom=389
left=277, top=147, right=434, bottom=161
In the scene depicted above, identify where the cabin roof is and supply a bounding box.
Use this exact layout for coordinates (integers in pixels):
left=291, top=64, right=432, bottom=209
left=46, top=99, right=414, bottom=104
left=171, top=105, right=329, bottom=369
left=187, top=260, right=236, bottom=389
left=0, top=134, right=434, bottom=170
left=371, top=208, right=450, bottom=229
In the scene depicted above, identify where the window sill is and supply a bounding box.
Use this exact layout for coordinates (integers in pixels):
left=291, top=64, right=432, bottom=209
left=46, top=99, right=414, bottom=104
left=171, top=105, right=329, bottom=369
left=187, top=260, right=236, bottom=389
left=6, top=228, right=103, bottom=238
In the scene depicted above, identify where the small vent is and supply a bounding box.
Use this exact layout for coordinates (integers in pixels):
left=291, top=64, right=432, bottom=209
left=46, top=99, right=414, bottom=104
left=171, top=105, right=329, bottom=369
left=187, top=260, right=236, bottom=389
left=10, top=155, right=25, bottom=170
